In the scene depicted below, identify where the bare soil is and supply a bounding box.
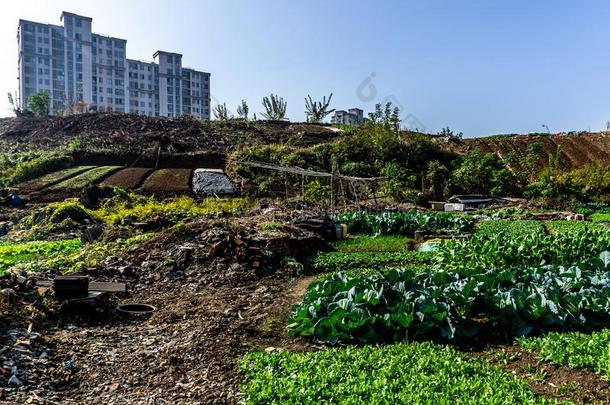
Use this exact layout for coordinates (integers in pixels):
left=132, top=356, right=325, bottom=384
left=101, top=168, right=154, bottom=189
left=475, top=345, right=610, bottom=404
left=1, top=216, right=325, bottom=404
left=463, top=132, right=610, bottom=170
left=139, top=169, right=193, bottom=194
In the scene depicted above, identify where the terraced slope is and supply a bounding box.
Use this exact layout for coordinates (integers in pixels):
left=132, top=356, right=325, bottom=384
left=18, top=166, right=95, bottom=192
left=463, top=132, right=610, bottom=170
left=47, top=166, right=122, bottom=190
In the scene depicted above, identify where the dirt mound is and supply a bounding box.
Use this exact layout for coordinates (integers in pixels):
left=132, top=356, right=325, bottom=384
left=0, top=113, right=345, bottom=155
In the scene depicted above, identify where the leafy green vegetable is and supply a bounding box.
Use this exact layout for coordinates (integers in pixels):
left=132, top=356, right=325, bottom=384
left=0, top=239, right=81, bottom=275
left=591, top=213, right=610, bottom=223
left=309, top=251, right=430, bottom=273
left=476, top=220, right=545, bottom=239
left=289, top=252, right=610, bottom=344
left=518, top=329, right=610, bottom=377
left=436, top=226, right=610, bottom=271
left=336, top=210, right=473, bottom=236
left=545, top=220, right=607, bottom=234
left=240, top=342, right=552, bottom=404
left=331, top=235, right=408, bottom=253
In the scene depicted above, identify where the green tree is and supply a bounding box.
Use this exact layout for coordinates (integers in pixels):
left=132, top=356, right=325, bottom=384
left=305, top=93, right=335, bottom=123
left=27, top=90, right=50, bottom=116
left=213, top=102, right=231, bottom=121
left=237, top=100, right=249, bottom=120
left=450, top=151, right=520, bottom=196
left=261, top=94, right=287, bottom=120
left=389, top=107, right=401, bottom=133
left=381, top=162, right=417, bottom=202
left=438, top=127, right=463, bottom=140
left=425, top=160, right=450, bottom=200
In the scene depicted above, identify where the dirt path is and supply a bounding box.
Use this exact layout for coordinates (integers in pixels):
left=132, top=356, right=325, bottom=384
left=8, top=274, right=316, bottom=404
left=475, top=345, right=610, bottom=404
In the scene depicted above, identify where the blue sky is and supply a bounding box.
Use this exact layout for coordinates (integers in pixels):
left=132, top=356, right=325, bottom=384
left=1, top=0, right=609, bottom=136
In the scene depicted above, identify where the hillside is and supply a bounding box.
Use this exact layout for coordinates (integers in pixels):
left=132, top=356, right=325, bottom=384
left=2, top=113, right=610, bottom=172
left=0, top=113, right=344, bottom=155
left=462, top=132, right=610, bottom=170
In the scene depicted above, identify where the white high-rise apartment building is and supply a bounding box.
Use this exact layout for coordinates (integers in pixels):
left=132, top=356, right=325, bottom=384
left=17, top=11, right=211, bottom=118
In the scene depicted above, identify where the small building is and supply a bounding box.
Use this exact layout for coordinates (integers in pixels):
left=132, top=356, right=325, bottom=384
left=331, top=108, right=366, bottom=126
left=430, top=195, right=509, bottom=212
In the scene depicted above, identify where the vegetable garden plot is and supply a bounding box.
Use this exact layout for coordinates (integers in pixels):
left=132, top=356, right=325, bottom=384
left=289, top=252, right=610, bottom=344
left=18, top=166, right=95, bottom=192
left=331, top=235, right=408, bottom=253
left=101, top=167, right=153, bottom=189
left=476, top=220, right=545, bottom=239
left=436, top=226, right=610, bottom=271
left=47, top=166, right=122, bottom=190
left=519, top=329, right=610, bottom=377
left=591, top=213, right=610, bottom=223
left=0, top=239, right=81, bottom=275
left=545, top=220, right=607, bottom=234
left=336, top=210, right=474, bottom=236
left=309, top=250, right=430, bottom=273
left=139, top=168, right=192, bottom=193
left=240, top=342, right=547, bottom=404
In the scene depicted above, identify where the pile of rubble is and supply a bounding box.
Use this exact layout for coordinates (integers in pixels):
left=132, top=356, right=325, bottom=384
left=0, top=275, right=55, bottom=401
left=119, top=217, right=326, bottom=287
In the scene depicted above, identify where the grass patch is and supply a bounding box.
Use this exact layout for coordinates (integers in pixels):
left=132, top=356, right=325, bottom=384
left=331, top=235, right=408, bottom=253
left=309, top=251, right=430, bottom=273
left=591, top=213, right=610, bottom=223
left=518, top=329, right=610, bottom=377
left=240, top=342, right=550, bottom=404
left=259, top=221, right=282, bottom=231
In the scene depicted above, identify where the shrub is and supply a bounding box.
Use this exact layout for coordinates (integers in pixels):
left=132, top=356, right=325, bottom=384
left=303, top=180, right=331, bottom=204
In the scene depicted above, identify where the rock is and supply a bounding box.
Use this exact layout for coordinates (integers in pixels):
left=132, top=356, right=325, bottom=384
left=8, top=375, right=22, bottom=386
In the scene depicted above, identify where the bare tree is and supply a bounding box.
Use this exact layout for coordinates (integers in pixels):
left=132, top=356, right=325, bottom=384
left=213, top=102, right=231, bottom=121
left=305, top=93, right=335, bottom=123
left=236, top=100, right=249, bottom=120
left=261, top=94, right=287, bottom=120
